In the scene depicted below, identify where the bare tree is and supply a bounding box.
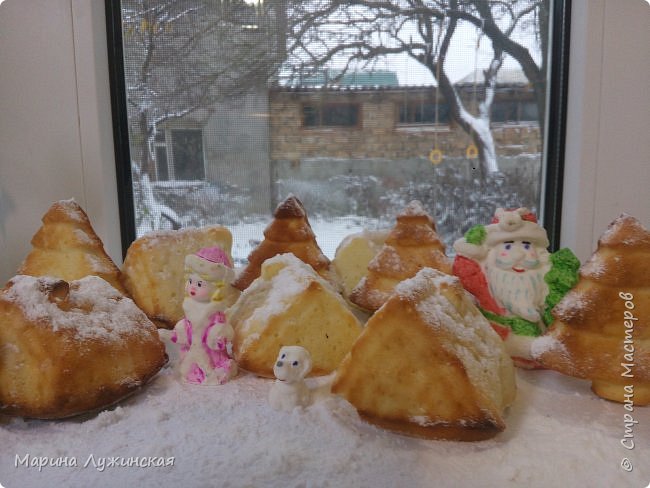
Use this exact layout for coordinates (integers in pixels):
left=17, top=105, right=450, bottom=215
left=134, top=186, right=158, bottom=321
left=284, top=0, right=548, bottom=175
left=121, top=0, right=285, bottom=231
left=122, top=0, right=284, bottom=179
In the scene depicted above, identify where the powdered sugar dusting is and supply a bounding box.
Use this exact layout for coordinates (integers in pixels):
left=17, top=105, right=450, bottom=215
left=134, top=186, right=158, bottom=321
left=2, top=275, right=155, bottom=341
left=3, top=355, right=646, bottom=487
left=599, top=214, right=650, bottom=247
left=579, top=254, right=606, bottom=278
left=552, top=289, right=594, bottom=319
left=395, top=267, right=457, bottom=299
left=73, top=228, right=98, bottom=246
left=56, top=198, right=86, bottom=223
left=530, top=335, right=567, bottom=358
left=250, top=256, right=313, bottom=321
left=409, top=415, right=451, bottom=427
left=232, top=254, right=346, bottom=337
left=368, top=245, right=401, bottom=273
left=397, top=200, right=428, bottom=218
left=395, top=268, right=512, bottom=411
left=135, top=226, right=228, bottom=251
left=86, top=254, right=115, bottom=274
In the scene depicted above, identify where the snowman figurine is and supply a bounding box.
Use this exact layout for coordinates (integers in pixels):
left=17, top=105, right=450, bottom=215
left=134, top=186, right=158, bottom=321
left=171, top=246, right=238, bottom=385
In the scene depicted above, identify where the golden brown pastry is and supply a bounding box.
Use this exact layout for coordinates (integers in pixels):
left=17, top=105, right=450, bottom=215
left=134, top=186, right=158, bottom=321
left=332, top=229, right=389, bottom=301
left=349, top=201, right=451, bottom=312
left=232, top=195, right=331, bottom=291
left=534, top=215, right=650, bottom=405
left=0, top=275, right=167, bottom=419
left=333, top=268, right=516, bottom=441
left=18, top=199, right=126, bottom=294
left=122, top=226, right=233, bottom=328
left=229, top=253, right=362, bottom=378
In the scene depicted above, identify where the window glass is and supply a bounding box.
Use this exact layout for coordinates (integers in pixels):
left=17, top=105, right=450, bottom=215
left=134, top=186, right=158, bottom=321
left=303, top=103, right=359, bottom=128
left=520, top=101, right=539, bottom=122
left=154, top=145, right=169, bottom=181
left=112, top=0, right=567, bottom=262
left=170, top=129, right=205, bottom=180
left=492, top=101, right=519, bottom=123
left=398, top=96, right=450, bottom=125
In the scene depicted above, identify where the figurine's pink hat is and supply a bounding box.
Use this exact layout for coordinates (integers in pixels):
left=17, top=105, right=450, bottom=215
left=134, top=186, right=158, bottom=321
left=195, top=246, right=232, bottom=267
left=185, top=246, right=232, bottom=281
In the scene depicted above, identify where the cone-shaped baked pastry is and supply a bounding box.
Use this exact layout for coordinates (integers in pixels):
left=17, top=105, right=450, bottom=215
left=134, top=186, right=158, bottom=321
left=232, top=195, right=331, bottom=291
left=18, top=199, right=126, bottom=294
left=333, top=268, right=516, bottom=441
left=349, top=201, right=451, bottom=312
left=229, top=253, right=362, bottom=378
left=0, top=275, right=167, bottom=419
left=122, top=226, right=233, bottom=328
left=332, top=229, right=389, bottom=301
left=534, top=215, right=650, bottom=405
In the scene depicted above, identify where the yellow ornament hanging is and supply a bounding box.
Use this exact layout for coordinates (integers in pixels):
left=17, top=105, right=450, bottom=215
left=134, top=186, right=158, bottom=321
left=465, top=31, right=481, bottom=162
left=429, top=148, right=443, bottom=165
left=466, top=143, right=478, bottom=159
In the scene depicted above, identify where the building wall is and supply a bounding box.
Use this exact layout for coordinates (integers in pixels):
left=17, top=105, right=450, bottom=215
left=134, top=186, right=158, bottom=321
left=203, top=92, right=272, bottom=213
left=269, top=89, right=541, bottom=163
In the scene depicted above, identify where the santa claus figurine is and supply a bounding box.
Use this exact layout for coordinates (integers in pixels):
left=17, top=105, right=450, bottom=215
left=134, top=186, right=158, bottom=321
left=453, top=208, right=579, bottom=368
left=172, top=246, right=239, bottom=385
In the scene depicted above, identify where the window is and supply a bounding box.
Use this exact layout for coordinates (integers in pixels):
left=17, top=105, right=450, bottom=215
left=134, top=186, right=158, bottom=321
left=107, top=0, right=571, bottom=261
left=520, top=101, right=539, bottom=122
left=398, top=97, right=450, bottom=125
left=302, top=103, right=359, bottom=128
left=492, top=100, right=539, bottom=124
left=153, top=129, right=205, bottom=181
left=170, top=129, right=205, bottom=181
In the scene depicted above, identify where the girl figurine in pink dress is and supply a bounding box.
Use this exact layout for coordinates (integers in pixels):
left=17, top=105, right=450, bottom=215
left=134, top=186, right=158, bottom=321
left=171, top=246, right=239, bottom=385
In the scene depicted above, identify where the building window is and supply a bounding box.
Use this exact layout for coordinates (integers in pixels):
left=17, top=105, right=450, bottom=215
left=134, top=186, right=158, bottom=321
left=519, top=101, right=539, bottom=122
left=107, top=0, right=571, bottom=261
left=302, top=103, right=360, bottom=128
left=398, top=98, right=450, bottom=125
left=492, top=100, right=539, bottom=124
left=153, top=129, right=205, bottom=181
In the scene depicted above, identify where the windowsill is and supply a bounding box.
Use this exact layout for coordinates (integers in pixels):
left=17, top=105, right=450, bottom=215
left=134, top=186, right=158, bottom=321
left=152, top=179, right=208, bottom=188
left=395, top=124, right=451, bottom=133
left=490, top=121, right=540, bottom=128
left=301, top=126, right=361, bottom=131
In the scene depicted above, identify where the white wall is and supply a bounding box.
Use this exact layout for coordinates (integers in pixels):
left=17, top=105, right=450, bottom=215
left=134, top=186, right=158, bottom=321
left=0, top=0, right=120, bottom=282
left=560, top=0, right=650, bottom=262
left=0, top=0, right=649, bottom=282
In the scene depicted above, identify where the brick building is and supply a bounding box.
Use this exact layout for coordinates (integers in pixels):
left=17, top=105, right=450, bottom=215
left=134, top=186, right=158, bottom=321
left=269, top=69, right=541, bottom=165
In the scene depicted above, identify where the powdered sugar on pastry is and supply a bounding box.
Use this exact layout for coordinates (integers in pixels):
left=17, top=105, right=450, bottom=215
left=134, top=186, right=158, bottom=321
left=530, top=335, right=567, bottom=358
left=1, top=317, right=649, bottom=486
left=232, top=254, right=320, bottom=335
left=54, top=198, right=87, bottom=222
left=230, top=253, right=361, bottom=378
left=3, top=275, right=153, bottom=341
left=396, top=269, right=514, bottom=412
left=18, top=200, right=127, bottom=294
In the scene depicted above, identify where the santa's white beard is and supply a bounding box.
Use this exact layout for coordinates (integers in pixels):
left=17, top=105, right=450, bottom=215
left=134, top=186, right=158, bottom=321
left=486, top=265, right=548, bottom=324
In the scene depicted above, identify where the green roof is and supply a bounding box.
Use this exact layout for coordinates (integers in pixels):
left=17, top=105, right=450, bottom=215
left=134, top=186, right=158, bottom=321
left=299, top=70, right=399, bottom=87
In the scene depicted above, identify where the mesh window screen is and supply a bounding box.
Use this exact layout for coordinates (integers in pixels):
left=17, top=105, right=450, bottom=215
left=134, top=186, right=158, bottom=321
left=118, top=0, right=556, bottom=264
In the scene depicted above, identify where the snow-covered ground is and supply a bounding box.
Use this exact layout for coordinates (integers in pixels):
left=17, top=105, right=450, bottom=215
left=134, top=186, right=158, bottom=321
left=228, top=215, right=385, bottom=265
left=134, top=155, right=541, bottom=264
